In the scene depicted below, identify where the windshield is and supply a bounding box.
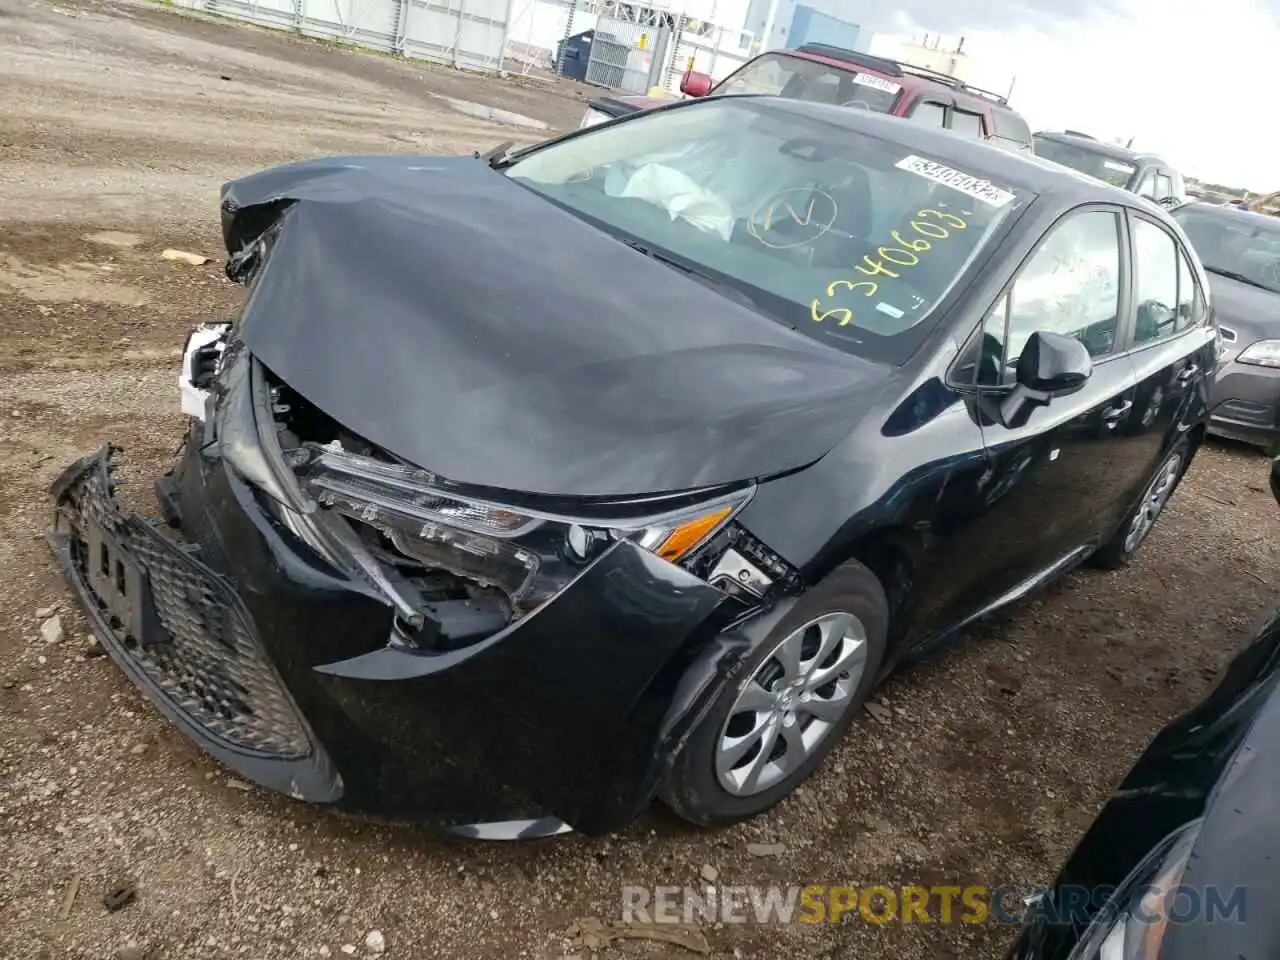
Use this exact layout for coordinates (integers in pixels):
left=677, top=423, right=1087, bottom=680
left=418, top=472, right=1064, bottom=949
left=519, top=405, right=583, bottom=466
left=1032, top=136, right=1135, bottom=188
left=1172, top=205, right=1280, bottom=294
left=504, top=98, right=1024, bottom=364
left=712, top=53, right=902, bottom=114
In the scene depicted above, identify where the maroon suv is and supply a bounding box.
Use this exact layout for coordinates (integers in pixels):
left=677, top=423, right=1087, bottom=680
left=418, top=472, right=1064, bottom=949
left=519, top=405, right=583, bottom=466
left=579, top=42, right=1033, bottom=153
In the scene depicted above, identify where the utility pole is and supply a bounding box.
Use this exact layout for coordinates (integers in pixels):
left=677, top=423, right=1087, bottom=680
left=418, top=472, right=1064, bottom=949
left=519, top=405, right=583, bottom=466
left=760, top=0, right=780, bottom=54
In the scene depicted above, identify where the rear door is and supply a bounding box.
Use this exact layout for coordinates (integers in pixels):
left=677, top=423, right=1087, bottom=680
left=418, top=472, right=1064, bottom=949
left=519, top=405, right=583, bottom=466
left=951, top=206, right=1140, bottom=615
left=1107, top=211, right=1217, bottom=514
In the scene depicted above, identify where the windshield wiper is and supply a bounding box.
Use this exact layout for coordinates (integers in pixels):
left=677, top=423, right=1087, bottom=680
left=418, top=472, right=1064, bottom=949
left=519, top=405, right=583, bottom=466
left=618, top=238, right=778, bottom=318
left=477, top=140, right=519, bottom=169
left=1205, top=265, right=1278, bottom=293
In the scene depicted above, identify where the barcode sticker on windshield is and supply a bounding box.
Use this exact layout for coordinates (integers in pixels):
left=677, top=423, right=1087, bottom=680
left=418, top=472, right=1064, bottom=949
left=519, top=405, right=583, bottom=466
left=1103, top=160, right=1133, bottom=172
left=895, top=155, right=1016, bottom=207
left=852, top=73, right=901, bottom=94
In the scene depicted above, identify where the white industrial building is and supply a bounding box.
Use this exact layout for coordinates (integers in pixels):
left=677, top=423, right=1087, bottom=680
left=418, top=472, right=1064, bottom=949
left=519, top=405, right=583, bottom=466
left=166, top=0, right=892, bottom=96
left=503, top=0, right=880, bottom=92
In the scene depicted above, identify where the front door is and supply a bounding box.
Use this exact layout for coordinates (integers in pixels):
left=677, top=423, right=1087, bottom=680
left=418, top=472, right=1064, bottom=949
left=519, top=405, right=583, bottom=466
left=950, top=207, right=1141, bottom=619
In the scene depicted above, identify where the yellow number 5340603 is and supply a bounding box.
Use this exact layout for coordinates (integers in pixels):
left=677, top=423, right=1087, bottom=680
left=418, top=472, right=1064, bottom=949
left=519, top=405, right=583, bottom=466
left=810, top=279, right=879, bottom=325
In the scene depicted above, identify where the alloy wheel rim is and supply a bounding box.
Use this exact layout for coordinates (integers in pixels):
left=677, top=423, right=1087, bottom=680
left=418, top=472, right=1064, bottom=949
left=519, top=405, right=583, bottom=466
left=1123, top=452, right=1182, bottom=553
left=714, top=612, right=868, bottom=797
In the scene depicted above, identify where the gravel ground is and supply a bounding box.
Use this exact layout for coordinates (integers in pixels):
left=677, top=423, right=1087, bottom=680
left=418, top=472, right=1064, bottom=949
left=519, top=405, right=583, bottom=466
left=2, top=2, right=1278, bottom=958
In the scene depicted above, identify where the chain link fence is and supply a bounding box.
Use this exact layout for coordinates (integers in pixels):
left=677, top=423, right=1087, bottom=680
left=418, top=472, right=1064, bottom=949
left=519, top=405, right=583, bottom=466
left=180, top=0, right=510, bottom=72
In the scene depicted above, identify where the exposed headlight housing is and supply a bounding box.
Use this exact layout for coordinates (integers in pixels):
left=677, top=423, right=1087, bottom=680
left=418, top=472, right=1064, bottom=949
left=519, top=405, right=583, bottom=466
left=297, top=442, right=753, bottom=616
left=1065, top=818, right=1203, bottom=960
left=1236, top=339, right=1280, bottom=368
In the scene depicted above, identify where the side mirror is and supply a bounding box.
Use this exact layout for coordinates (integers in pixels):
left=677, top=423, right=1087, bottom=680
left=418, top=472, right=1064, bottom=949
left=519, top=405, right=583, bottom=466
left=998, top=331, right=1092, bottom=427
left=680, top=70, right=714, bottom=98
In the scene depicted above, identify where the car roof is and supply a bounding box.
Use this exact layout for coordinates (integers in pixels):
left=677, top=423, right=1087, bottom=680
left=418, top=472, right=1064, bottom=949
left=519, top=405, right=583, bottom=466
left=1034, top=131, right=1166, bottom=165
left=1171, top=200, right=1280, bottom=229
left=780, top=44, right=1011, bottom=106
left=731, top=97, right=1139, bottom=204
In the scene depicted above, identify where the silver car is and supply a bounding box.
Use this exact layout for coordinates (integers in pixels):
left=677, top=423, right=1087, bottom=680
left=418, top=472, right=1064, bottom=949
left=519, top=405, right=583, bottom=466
left=1171, top=201, right=1280, bottom=449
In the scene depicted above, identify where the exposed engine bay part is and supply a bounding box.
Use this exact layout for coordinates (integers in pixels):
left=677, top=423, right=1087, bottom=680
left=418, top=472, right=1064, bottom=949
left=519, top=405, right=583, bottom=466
left=180, top=323, right=231, bottom=420
left=185, top=332, right=795, bottom=653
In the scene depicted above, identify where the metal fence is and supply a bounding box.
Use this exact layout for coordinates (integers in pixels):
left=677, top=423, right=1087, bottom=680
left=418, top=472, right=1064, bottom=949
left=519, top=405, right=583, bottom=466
left=179, top=0, right=512, bottom=72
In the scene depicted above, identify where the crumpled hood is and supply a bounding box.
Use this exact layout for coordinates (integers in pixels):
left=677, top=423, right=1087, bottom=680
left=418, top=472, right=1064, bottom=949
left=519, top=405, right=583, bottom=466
left=221, top=155, right=890, bottom=498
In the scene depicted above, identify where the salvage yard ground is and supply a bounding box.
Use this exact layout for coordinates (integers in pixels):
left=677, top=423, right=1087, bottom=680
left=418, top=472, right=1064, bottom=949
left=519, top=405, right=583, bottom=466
left=0, top=1, right=1277, bottom=957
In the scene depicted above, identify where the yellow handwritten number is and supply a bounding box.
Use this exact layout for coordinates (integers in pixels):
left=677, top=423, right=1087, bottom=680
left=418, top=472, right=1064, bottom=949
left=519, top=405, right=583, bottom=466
left=855, top=255, right=900, bottom=279
left=891, top=230, right=930, bottom=252
left=811, top=301, right=853, bottom=325
left=879, top=246, right=920, bottom=268
left=918, top=208, right=967, bottom=230
left=812, top=280, right=878, bottom=326
left=827, top=279, right=879, bottom=298
left=910, top=220, right=948, bottom=239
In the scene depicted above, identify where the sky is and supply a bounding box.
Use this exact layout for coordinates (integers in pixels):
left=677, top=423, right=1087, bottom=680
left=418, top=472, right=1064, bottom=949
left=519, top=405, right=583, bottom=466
left=861, top=0, right=1276, bottom=192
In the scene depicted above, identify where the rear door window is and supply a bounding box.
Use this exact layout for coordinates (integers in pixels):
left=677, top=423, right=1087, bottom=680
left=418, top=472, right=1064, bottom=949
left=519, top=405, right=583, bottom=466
left=1131, top=217, right=1180, bottom=346
left=950, top=109, right=985, bottom=139
left=907, top=100, right=948, bottom=127
left=1175, top=248, right=1207, bottom=332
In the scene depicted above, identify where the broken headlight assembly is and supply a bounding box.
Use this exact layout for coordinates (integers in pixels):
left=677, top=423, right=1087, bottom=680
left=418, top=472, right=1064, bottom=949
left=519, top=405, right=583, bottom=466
left=209, top=348, right=787, bottom=650
left=1063, top=818, right=1204, bottom=960
left=296, top=442, right=755, bottom=618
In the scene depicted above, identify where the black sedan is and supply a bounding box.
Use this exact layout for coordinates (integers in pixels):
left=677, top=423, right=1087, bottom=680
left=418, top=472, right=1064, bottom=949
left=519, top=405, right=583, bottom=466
left=47, top=96, right=1217, bottom=838
left=1009, top=479, right=1280, bottom=958
left=1170, top=200, right=1280, bottom=449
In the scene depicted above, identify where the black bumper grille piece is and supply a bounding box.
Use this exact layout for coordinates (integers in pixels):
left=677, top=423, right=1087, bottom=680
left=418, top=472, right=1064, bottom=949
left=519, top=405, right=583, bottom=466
left=52, top=447, right=313, bottom=760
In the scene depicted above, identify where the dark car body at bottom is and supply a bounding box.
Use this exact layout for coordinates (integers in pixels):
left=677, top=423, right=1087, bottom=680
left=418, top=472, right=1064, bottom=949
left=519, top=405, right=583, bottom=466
left=1009, top=472, right=1280, bottom=959
left=47, top=98, right=1216, bottom=836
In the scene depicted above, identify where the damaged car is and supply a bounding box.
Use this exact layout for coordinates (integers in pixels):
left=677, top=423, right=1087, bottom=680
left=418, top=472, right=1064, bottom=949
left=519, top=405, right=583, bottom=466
left=48, top=96, right=1217, bottom=838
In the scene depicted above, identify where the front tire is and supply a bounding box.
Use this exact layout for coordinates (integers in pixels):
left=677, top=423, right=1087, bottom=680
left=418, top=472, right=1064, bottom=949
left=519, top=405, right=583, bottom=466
left=659, top=561, right=888, bottom=827
left=1091, top=436, right=1189, bottom=570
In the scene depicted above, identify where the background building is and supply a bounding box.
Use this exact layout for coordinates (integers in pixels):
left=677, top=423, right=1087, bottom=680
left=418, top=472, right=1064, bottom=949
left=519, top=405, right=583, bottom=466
left=742, top=0, right=875, bottom=54
left=894, top=34, right=975, bottom=82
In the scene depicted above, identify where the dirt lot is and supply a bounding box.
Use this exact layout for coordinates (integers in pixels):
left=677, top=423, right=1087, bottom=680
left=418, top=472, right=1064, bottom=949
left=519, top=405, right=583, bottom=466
left=1, top=1, right=1278, bottom=957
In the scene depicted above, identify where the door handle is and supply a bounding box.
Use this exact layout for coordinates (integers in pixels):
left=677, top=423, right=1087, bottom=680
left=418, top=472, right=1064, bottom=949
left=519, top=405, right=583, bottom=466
left=1102, top=400, right=1133, bottom=423
left=1176, top=365, right=1200, bottom=385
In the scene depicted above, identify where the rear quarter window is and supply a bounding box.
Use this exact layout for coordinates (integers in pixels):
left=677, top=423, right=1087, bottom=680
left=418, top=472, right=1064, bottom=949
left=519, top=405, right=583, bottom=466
left=992, top=108, right=1032, bottom=146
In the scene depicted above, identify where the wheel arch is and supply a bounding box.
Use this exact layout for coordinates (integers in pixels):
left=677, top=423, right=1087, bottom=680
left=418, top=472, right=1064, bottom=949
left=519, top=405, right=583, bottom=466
left=810, top=525, right=927, bottom=659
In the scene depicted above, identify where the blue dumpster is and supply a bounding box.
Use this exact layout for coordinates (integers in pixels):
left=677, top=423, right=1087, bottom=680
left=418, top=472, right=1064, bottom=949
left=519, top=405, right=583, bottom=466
left=556, top=30, right=595, bottom=81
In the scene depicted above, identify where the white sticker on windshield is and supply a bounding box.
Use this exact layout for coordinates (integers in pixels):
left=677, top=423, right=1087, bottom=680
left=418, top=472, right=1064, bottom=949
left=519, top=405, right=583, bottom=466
left=852, top=73, right=902, bottom=94
left=895, top=154, right=1016, bottom=208
left=876, top=302, right=905, bottom=319
left=1103, top=160, right=1133, bottom=172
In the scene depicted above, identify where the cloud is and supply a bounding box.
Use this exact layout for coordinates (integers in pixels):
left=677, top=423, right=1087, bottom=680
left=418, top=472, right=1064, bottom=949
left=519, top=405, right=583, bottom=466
left=865, top=0, right=1130, bottom=35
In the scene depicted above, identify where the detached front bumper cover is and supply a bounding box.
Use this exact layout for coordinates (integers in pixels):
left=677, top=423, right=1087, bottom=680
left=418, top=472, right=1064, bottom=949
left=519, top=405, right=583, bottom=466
left=46, top=444, right=341, bottom=802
